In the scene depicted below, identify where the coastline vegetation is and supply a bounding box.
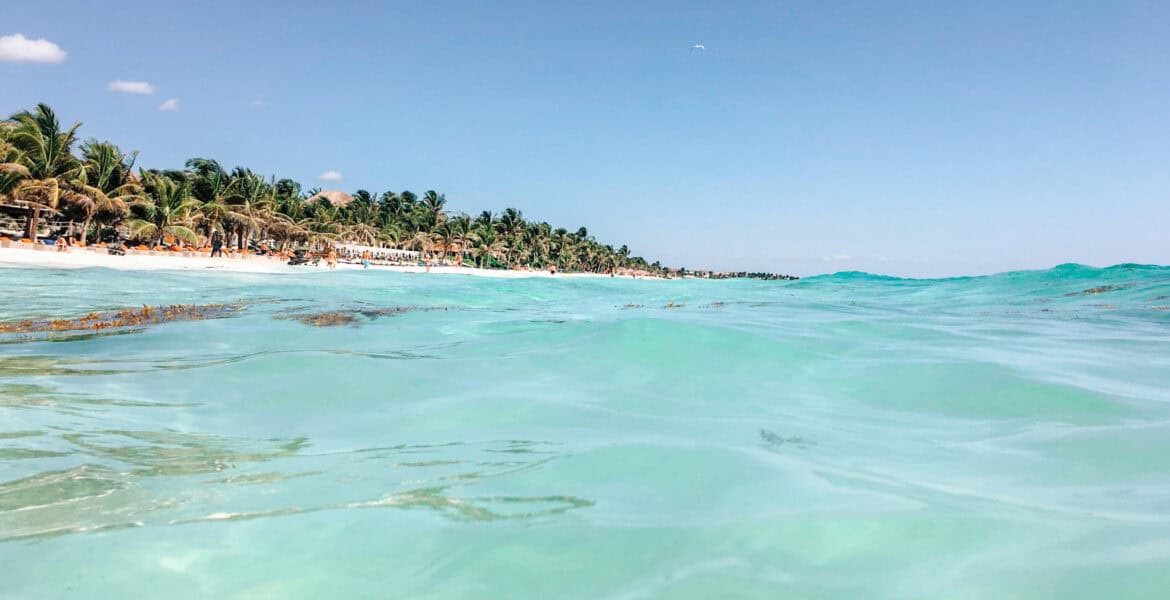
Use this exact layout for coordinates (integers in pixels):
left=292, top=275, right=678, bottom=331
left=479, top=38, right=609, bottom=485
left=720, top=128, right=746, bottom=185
left=1, top=104, right=670, bottom=275
left=698, top=271, right=799, bottom=281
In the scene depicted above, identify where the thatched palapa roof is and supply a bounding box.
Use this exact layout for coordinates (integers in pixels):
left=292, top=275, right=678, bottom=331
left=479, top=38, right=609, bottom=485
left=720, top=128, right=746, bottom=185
left=308, top=190, right=354, bottom=207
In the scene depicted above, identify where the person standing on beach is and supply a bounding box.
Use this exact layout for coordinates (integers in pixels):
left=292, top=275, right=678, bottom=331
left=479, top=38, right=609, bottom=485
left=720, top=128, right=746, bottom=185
left=327, top=247, right=338, bottom=269
left=211, top=235, right=223, bottom=258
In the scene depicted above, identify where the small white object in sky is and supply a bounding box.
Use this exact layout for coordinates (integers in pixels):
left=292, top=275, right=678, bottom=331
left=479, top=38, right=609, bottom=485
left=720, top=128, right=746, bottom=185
left=319, top=170, right=343, bottom=182
left=109, top=80, right=155, bottom=95
left=691, top=44, right=705, bottom=51
left=158, top=98, right=179, bottom=112
left=0, top=33, right=67, bottom=63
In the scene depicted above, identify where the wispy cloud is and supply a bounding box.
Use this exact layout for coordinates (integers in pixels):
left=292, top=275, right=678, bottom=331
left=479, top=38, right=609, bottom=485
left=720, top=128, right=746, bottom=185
left=157, top=98, right=179, bottom=112
left=248, top=99, right=267, bottom=108
left=0, top=33, right=67, bottom=63
left=821, top=253, right=853, bottom=262
left=318, top=170, right=343, bottom=182
left=108, top=80, right=155, bottom=95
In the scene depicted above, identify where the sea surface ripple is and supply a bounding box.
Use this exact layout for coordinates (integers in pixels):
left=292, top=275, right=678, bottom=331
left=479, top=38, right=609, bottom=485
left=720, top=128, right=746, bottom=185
left=1, top=263, right=1169, bottom=598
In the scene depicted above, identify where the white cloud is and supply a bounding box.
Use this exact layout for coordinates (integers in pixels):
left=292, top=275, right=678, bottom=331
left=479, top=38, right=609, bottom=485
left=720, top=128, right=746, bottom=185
left=0, top=33, right=67, bottom=63
left=248, top=99, right=266, bottom=108
left=318, top=170, right=343, bottom=182
left=108, top=80, right=155, bottom=95
left=157, top=98, right=179, bottom=112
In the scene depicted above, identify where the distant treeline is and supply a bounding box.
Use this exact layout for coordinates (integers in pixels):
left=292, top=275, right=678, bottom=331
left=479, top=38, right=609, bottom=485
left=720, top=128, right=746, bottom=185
left=700, top=271, right=799, bottom=281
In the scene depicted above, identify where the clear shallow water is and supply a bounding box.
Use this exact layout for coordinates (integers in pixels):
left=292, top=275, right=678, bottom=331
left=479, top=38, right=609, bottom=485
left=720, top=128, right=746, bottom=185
left=1, top=263, right=1169, bottom=598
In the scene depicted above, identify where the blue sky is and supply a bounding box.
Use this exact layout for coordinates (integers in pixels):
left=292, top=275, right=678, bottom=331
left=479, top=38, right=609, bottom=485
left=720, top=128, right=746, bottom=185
left=2, top=1, right=1168, bottom=276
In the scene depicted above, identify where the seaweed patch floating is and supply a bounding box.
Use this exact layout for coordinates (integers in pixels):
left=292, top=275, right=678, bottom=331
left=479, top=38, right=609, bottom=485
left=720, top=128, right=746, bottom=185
left=1065, top=285, right=1130, bottom=297
left=759, top=429, right=813, bottom=449
left=0, top=304, right=246, bottom=336
left=274, top=306, right=450, bottom=327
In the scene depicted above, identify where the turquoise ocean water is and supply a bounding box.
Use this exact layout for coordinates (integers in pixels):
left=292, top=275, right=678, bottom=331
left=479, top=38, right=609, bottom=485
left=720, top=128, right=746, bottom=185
left=1, top=263, right=1169, bottom=598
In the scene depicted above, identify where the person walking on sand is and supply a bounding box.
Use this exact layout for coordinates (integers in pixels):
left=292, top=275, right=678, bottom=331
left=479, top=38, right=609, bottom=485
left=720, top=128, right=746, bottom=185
left=327, top=247, right=338, bottom=269
left=211, top=235, right=223, bottom=258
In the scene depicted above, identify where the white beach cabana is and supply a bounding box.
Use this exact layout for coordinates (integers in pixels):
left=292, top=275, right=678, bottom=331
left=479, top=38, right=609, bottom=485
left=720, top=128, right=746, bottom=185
left=334, top=242, right=420, bottom=262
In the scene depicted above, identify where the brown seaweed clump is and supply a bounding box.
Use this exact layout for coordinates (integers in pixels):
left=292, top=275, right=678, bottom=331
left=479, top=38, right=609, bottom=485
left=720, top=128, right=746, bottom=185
left=663, top=303, right=685, bottom=309
left=276, top=306, right=447, bottom=328
left=1065, top=285, right=1128, bottom=297
left=0, top=303, right=244, bottom=335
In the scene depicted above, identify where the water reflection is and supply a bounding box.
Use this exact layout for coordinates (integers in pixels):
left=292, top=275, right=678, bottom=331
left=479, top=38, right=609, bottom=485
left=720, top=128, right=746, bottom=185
left=0, top=424, right=589, bottom=541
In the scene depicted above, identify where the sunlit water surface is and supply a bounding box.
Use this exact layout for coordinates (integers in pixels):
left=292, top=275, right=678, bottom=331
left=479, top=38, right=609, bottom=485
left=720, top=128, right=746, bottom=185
left=2, top=263, right=1169, bottom=598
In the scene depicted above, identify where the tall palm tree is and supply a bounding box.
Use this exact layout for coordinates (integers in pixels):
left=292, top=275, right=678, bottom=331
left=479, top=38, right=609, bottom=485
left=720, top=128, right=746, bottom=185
left=497, top=208, right=524, bottom=267
left=76, top=141, right=140, bottom=245
left=421, top=190, right=447, bottom=228
left=452, top=214, right=473, bottom=264
left=523, top=221, right=551, bottom=267
left=130, top=173, right=199, bottom=246
left=186, top=158, right=234, bottom=243
left=273, top=178, right=305, bottom=221
left=5, top=104, right=86, bottom=242
left=434, top=220, right=463, bottom=263
left=225, top=169, right=274, bottom=250
left=468, top=226, right=506, bottom=268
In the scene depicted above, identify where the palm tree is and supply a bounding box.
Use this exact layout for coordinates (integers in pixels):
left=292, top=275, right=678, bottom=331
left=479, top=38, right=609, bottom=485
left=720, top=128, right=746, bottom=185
left=377, top=191, right=404, bottom=223
left=345, top=221, right=379, bottom=246
left=523, top=221, right=551, bottom=267
left=5, top=104, right=86, bottom=242
left=273, top=178, right=304, bottom=221
left=376, top=223, right=403, bottom=249
left=76, top=141, right=140, bottom=245
left=130, top=173, right=199, bottom=246
left=195, top=198, right=231, bottom=247
left=267, top=213, right=304, bottom=251
left=452, top=214, right=473, bottom=264
left=186, top=158, right=233, bottom=243
left=434, top=220, right=463, bottom=263
left=421, top=190, right=447, bottom=228
left=497, top=208, right=524, bottom=267
left=0, top=104, right=676, bottom=276
left=225, top=169, right=274, bottom=250
left=468, top=226, right=506, bottom=268
left=404, top=228, right=436, bottom=259
left=0, top=138, right=30, bottom=200
left=298, top=203, right=341, bottom=250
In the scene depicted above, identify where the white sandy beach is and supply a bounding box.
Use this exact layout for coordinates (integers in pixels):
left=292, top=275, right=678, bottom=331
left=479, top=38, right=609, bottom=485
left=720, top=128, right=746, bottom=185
left=0, top=246, right=637, bottom=278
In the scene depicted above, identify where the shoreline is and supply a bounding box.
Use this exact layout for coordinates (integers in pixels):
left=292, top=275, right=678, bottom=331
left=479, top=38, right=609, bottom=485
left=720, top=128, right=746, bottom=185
left=0, top=246, right=648, bottom=278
